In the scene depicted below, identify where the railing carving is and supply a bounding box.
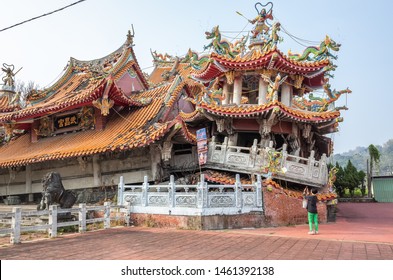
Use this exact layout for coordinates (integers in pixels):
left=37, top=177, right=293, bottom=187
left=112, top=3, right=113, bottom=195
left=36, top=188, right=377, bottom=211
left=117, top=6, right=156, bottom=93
left=118, top=174, right=263, bottom=215
left=207, top=137, right=328, bottom=187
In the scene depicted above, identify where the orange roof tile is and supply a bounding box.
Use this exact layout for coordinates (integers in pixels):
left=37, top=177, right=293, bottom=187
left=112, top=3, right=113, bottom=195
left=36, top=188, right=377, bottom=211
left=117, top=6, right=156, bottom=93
left=263, top=178, right=337, bottom=201
left=0, top=95, right=20, bottom=113
left=204, top=170, right=252, bottom=185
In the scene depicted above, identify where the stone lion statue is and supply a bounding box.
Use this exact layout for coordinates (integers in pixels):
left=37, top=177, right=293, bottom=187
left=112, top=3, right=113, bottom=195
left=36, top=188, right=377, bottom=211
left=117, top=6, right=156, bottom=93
left=37, top=172, right=76, bottom=210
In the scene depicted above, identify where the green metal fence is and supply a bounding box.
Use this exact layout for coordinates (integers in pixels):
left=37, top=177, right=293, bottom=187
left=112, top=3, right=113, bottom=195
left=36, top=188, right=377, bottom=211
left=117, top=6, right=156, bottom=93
left=372, top=176, right=393, bottom=202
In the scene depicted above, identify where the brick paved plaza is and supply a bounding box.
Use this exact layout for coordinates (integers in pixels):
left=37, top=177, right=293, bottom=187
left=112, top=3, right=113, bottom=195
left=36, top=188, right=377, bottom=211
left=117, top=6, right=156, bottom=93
left=1, top=203, right=393, bottom=260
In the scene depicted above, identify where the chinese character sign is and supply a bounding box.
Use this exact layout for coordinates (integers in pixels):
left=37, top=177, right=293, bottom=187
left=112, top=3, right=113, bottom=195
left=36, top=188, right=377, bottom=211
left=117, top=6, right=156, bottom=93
left=54, top=113, right=79, bottom=129
left=196, top=128, right=208, bottom=165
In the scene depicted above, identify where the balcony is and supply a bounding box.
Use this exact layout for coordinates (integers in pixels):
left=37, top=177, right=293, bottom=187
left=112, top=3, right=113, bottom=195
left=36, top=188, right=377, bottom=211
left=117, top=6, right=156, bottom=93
left=206, top=137, right=328, bottom=188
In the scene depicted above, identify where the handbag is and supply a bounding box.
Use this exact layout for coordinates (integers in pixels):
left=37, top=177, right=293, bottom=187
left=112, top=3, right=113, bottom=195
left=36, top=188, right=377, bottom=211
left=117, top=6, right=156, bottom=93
left=302, top=198, right=308, bottom=209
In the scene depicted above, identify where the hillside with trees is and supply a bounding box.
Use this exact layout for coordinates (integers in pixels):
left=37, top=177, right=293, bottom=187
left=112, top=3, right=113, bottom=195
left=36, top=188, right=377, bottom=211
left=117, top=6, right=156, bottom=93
left=333, top=139, right=393, bottom=176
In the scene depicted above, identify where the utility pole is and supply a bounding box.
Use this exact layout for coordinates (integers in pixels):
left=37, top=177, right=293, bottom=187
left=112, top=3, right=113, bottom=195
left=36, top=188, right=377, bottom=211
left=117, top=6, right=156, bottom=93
left=366, top=158, right=371, bottom=198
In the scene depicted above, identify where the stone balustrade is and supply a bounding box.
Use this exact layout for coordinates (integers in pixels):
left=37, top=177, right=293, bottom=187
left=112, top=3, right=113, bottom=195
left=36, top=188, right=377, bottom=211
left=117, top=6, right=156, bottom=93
left=117, top=174, right=263, bottom=216
left=207, top=137, right=328, bottom=187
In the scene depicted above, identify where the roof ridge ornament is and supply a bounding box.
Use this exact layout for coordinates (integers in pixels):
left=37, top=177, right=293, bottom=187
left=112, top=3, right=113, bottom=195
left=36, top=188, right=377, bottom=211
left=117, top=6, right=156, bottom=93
left=254, top=2, right=273, bottom=20
left=1, top=63, right=22, bottom=89
left=203, top=25, right=247, bottom=58
left=126, top=25, right=135, bottom=46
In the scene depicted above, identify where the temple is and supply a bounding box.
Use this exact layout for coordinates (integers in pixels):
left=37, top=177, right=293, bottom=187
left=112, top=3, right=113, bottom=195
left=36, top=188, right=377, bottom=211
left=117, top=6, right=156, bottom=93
left=0, top=2, right=346, bottom=227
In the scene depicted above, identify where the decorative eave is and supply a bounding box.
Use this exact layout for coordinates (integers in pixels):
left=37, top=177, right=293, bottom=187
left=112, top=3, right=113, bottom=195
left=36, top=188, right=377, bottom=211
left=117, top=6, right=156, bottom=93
left=160, top=76, right=204, bottom=124
left=166, top=116, right=197, bottom=144
left=0, top=78, right=108, bottom=123
left=0, top=83, right=170, bottom=167
left=0, top=67, right=150, bottom=124
left=178, top=109, right=205, bottom=123
left=199, top=101, right=340, bottom=124
left=191, top=48, right=330, bottom=87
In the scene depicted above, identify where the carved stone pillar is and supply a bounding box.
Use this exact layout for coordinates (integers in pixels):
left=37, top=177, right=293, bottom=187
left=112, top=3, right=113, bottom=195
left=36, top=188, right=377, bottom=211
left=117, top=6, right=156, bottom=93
left=222, top=82, right=230, bottom=105
left=281, top=83, right=293, bottom=106
left=233, top=75, right=242, bottom=105
left=228, top=133, right=238, bottom=147
left=258, top=77, right=268, bottom=105
left=25, top=165, right=33, bottom=202
left=92, top=155, right=102, bottom=188
left=150, top=144, right=161, bottom=182
left=161, top=141, right=173, bottom=161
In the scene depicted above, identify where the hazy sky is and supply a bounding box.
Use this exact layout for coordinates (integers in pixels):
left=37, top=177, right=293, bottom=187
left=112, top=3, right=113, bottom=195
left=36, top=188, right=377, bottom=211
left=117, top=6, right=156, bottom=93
left=1, top=0, right=392, bottom=154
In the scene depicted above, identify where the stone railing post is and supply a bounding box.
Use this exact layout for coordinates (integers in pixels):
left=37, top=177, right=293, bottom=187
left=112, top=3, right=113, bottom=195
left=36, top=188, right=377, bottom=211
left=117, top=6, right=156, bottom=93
left=281, top=143, right=288, bottom=170
left=104, top=202, right=111, bottom=229
left=249, top=139, right=258, bottom=168
left=79, top=203, right=86, bottom=233
left=255, top=174, right=263, bottom=208
left=222, top=137, right=228, bottom=164
left=308, top=150, right=316, bottom=179
left=124, top=202, right=132, bottom=226
left=11, top=207, right=21, bottom=244
left=169, top=175, right=176, bottom=207
left=320, top=153, right=328, bottom=184
left=142, top=176, right=149, bottom=207
left=48, top=205, right=58, bottom=238
left=197, top=174, right=208, bottom=208
left=235, top=174, right=242, bottom=208
left=208, top=136, right=216, bottom=162
left=117, top=176, right=124, bottom=205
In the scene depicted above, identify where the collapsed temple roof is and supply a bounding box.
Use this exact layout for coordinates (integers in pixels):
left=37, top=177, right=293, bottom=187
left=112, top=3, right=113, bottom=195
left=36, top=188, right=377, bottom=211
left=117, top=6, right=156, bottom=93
left=0, top=1, right=349, bottom=168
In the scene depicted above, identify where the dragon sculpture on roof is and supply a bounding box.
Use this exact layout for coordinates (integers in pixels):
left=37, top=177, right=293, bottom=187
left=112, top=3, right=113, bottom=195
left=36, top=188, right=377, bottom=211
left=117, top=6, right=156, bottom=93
left=293, top=82, right=351, bottom=112
left=288, top=35, right=341, bottom=61
left=182, top=49, right=211, bottom=70
left=203, top=25, right=248, bottom=58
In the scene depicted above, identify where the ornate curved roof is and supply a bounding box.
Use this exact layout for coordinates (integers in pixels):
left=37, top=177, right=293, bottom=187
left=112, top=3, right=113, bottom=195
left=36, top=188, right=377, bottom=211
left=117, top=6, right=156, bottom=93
left=0, top=80, right=196, bottom=167
left=199, top=100, right=340, bottom=123
left=191, top=48, right=330, bottom=87
left=0, top=32, right=149, bottom=125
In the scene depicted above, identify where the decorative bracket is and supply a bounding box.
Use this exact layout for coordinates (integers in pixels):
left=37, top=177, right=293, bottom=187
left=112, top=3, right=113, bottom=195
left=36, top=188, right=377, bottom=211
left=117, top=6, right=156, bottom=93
left=92, top=98, right=114, bottom=116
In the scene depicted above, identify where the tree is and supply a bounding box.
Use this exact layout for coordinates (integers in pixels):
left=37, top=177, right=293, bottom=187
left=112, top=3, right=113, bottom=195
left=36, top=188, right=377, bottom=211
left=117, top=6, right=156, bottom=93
left=334, top=162, right=345, bottom=197
left=358, top=170, right=366, bottom=196
left=343, top=160, right=359, bottom=197
left=367, top=144, right=381, bottom=198
left=15, top=80, right=41, bottom=107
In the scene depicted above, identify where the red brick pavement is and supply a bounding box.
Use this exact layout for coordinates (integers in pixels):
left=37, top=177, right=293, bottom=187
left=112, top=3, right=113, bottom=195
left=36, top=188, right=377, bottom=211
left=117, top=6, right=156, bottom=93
left=1, top=203, right=393, bottom=260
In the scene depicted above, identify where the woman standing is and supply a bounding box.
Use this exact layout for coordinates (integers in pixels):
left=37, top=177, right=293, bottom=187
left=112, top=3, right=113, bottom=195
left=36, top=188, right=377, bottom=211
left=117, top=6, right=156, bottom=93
left=303, top=187, right=319, bottom=235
